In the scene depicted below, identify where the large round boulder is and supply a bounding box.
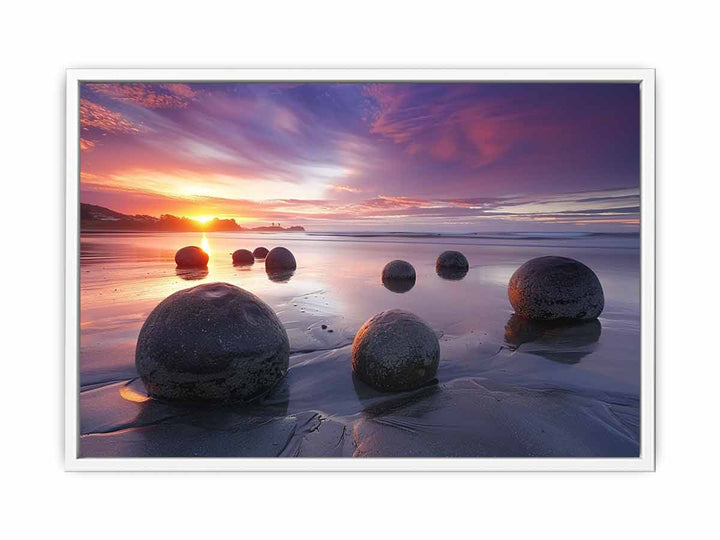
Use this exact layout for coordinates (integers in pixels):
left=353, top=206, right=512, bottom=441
left=135, top=282, right=290, bottom=402
left=352, top=309, right=440, bottom=392
left=508, top=256, right=604, bottom=320
left=265, top=247, right=297, bottom=274
left=232, top=249, right=255, bottom=266
left=436, top=250, right=469, bottom=280
left=253, top=246, right=269, bottom=259
left=175, top=246, right=209, bottom=268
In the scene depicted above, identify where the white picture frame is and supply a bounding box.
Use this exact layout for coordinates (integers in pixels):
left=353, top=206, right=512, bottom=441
left=65, top=68, right=655, bottom=471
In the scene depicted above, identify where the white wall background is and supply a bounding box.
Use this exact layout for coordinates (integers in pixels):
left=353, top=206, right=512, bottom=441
left=0, top=1, right=715, bottom=537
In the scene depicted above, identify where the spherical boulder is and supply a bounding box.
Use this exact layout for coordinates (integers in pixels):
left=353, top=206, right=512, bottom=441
left=381, top=260, right=416, bottom=293
left=174, top=246, right=209, bottom=268
left=253, top=246, right=269, bottom=259
left=265, top=247, right=297, bottom=274
left=508, top=256, right=604, bottom=320
left=232, top=249, right=255, bottom=266
left=135, top=282, right=290, bottom=402
left=436, top=250, right=468, bottom=271
left=382, top=259, right=416, bottom=281
left=436, top=250, right=469, bottom=280
left=352, top=309, right=440, bottom=392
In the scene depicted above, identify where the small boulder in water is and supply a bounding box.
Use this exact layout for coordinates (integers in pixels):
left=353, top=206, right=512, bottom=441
left=508, top=256, right=604, bottom=320
left=265, top=247, right=297, bottom=273
left=436, top=250, right=469, bottom=280
left=381, top=260, right=416, bottom=292
left=175, top=246, right=209, bottom=268
left=352, top=309, right=439, bottom=392
left=232, top=249, right=255, bottom=266
left=253, top=247, right=269, bottom=259
left=135, top=282, right=290, bottom=402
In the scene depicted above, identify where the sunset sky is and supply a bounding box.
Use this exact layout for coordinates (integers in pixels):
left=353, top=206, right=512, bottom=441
left=79, top=82, right=640, bottom=232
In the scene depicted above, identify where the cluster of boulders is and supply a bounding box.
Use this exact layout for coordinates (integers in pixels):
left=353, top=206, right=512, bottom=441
left=174, top=244, right=297, bottom=280
left=137, top=248, right=604, bottom=402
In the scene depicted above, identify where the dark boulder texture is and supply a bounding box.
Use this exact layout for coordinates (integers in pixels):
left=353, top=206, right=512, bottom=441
left=508, top=256, right=604, bottom=320
left=174, top=246, right=209, bottom=268
left=232, top=249, right=255, bottom=266
left=352, top=309, right=440, bottom=392
left=253, top=247, right=269, bottom=259
left=381, top=260, right=416, bottom=293
left=265, top=247, right=297, bottom=274
left=435, top=250, right=469, bottom=280
left=135, top=282, right=290, bottom=402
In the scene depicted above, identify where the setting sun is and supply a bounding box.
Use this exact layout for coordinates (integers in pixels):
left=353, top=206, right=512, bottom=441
left=193, top=215, right=215, bottom=224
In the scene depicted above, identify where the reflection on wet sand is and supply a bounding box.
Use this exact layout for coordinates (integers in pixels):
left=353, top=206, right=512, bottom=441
left=504, top=314, right=602, bottom=364
left=436, top=266, right=468, bottom=281
left=382, top=276, right=416, bottom=293
left=267, top=269, right=295, bottom=283
left=351, top=372, right=439, bottom=416
left=175, top=267, right=209, bottom=281
left=86, top=378, right=293, bottom=457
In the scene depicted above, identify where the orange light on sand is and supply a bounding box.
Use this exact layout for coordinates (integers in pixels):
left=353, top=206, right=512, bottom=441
left=201, top=233, right=211, bottom=257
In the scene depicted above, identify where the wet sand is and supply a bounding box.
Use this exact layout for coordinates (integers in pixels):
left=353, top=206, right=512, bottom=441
left=79, top=231, right=640, bottom=457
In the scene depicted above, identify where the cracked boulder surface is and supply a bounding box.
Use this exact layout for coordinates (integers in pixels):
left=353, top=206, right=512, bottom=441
left=135, top=282, right=289, bottom=402
left=508, top=256, right=605, bottom=320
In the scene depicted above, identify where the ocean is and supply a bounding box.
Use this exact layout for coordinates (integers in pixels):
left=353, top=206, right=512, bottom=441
left=79, top=231, right=641, bottom=457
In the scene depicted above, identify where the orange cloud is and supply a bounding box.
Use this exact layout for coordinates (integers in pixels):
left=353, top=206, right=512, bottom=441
left=80, top=99, right=139, bottom=134
left=80, top=138, right=96, bottom=152
left=328, top=184, right=362, bottom=193
left=87, top=83, right=197, bottom=109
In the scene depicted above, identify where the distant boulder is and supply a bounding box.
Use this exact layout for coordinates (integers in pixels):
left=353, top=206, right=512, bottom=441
left=175, top=246, right=209, bottom=268
left=135, top=282, right=289, bottom=402
left=436, top=251, right=469, bottom=280
left=381, top=260, right=416, bottom=293
left=232, top=249, right=255, bottom=266
left=265, top=247, right=297, bottom=274
left=508, top=256, right=604, bottom=320
left=253, top=247, right=269, bottom=259
left=352, top=309, right=439, bottom=392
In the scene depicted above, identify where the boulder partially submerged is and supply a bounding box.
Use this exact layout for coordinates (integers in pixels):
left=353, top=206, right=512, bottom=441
left=135, top=282, right=289, bottom=402
left=508, top=256, right=604, bottom=320
left=381, top=260, right=416, bottom=293
left=352, top=309, right=440, bottom=392
left=174, top=246, right=209, bottom=268
left=436, top=250, right=469, bottom=280
left=265, top=247, right=297, bottom=274
left=232, top=249, right=255, bottom=266
left=253, top=247, right=269, bottom=259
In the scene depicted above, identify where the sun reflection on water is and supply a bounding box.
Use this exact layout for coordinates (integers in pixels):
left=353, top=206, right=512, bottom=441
left=201, top=233, right=211, bottom=257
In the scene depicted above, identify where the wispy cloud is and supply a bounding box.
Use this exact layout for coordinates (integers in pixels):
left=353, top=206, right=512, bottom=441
left=86, top=83, right=197, bottom=109
left=364, top=84, right=556, bottom=168
left=80, top=98, right=140, bottom=134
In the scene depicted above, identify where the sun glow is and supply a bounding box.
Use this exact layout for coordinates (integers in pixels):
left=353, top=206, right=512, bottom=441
left=201, top=233, right=211, bottom=256
left=193, top=215, right=216, bottom=224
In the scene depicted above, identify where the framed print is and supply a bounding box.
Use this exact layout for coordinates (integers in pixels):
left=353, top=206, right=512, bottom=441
left=65, top=69, right=655, bottom=471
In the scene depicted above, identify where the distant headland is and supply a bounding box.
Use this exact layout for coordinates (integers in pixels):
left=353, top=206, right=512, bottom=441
left=80, top=203, right=305, bottom=232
